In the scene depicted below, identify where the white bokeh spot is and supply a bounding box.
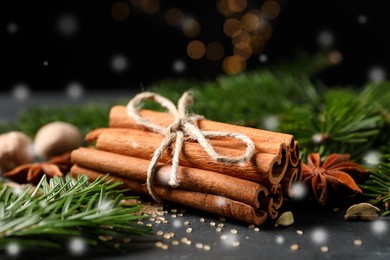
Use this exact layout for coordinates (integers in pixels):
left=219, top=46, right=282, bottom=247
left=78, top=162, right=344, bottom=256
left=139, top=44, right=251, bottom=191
left=12, top=83, right=30, bottom=101
left=371, top=219, right=388, bottom=235
left=259, top=54, right=268, bottom=63
left=6, top=242, right=20, bottom=257
left=362, top=150, right=380, bottom=167
left=172, top=219, right=182, bottom=228
left=358, top=15, right=367, bottom=24
left=262, top=115, right=279, bottom=131
left=66, top=81, right=84, bottom=100
left=111, top=54, right=129, bottom=73
left=173, top=59, right=186, bottom=73
left=317, top=30, right=335, bottom=49
left=368, top=66, right=386, bottom=82
left=290, top=182, right=307, bottom=200
left=57, top=13, right=79, bottom=36
left=68, top=237, right=86, bottom=256
left=311, top=227, right=328, bottom=245
left=7, top=22, right=18, bottom=34
left=275, top=235, right=284, bottom=244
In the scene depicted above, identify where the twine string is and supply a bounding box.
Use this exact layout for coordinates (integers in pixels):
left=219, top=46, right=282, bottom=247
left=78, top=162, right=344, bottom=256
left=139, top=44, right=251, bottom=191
left=127, top=91, right=255, bottom=202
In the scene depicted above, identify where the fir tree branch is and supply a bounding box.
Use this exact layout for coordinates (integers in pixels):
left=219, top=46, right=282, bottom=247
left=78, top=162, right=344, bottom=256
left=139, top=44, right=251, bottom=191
left=0, top=175, right=151, bottom=251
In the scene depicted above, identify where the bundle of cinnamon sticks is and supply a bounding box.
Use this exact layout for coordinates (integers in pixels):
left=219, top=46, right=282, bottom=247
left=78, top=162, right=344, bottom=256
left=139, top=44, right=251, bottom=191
left=70, top=104, right=301, bottom=225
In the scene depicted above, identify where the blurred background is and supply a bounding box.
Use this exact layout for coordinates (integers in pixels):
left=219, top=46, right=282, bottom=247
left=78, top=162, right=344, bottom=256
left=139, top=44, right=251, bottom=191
left=1, top=0, right=390, bottom=96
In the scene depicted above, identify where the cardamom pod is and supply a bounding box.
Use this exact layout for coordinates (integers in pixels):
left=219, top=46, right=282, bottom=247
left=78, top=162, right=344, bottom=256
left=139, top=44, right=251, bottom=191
left=344, top=202, right=380, bottom=221
left=274, top=211, right=294, bottom=227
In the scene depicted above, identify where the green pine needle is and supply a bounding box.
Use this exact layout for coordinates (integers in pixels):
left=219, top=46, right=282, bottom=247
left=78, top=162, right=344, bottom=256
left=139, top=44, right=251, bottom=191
left=0, top=175, right=151, bottom=251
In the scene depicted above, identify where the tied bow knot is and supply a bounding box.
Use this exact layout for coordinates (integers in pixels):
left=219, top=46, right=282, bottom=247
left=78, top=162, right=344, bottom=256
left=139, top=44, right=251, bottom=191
left=127, top=91, right=255, bottom=202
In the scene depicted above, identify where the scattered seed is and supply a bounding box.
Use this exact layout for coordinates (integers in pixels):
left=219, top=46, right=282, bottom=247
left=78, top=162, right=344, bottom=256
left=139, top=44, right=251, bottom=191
left=155, top=220, right=161, bottom=224
left=184, top=221, right=190, bottom=226
left=232, top=241, right=240, bottom=247
left=230, top=229, right=238, bottom=234
left=155, top=241, right=163, bottom=248
left=217, top=223, right=224, bottom=228
left=220, top=235, right=228, bottom=240
left=156, top=230, right=164, bottom=236
left=220, top=217, right=225, bottom=222
left=254, top=227, right=260, bottom=232
left=124, top=237, right=131, bottom=243
left=172, top=214, right=177, bottom=218
left=290, top=244, right=299, bottom=251
left=210, top=222, right=216, bottom=226
left=146, top=223, right=152, bottom=227
left=163, top=220, right=169, bottom=224
left=195, top=243, right=204, bottom=249
left=137, top=221, right=144, bottom=225
left=216, top=227, right=222, bottom=232
left=200, top=218, right=205, bottom=222
left=163, top=233, right=172, bottom=239
left=149, top=217, right=156, bottom=222
left=354, top=239, right=362, bottom=246
left=185, top=240, right=192, bottom=245
left=181, top=237, right=188, bottom=243
left=333, top=208, right=340, bottom=212
left=203, top=245, right=211, bottom=251
left=178, top=213, right=183, bottom=217
left=172, top=240, right=179, bottom=246
left=161, top=244, right=169, bottom=250
left=98, top=235, right=113, bottom=241
left=296, top=230, right=303, bottom=235
left=171, top=209, right=178, bottom=213
left=320, top=246, right=329, bottom=253
left=248, top=224, right=255, bottom=229
left=186, top=227, right=192, bottom=233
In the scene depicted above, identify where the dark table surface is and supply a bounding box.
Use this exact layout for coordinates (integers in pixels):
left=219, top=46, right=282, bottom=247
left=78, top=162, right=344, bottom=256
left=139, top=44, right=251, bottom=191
left=1, top=91, right=389, bottom=260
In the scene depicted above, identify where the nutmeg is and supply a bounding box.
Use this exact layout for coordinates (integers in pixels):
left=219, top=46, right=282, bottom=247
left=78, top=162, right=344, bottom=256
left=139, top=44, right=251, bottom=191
left=0, top=131, right=34, bottom=173
left=34, top=121, right=82, bottom=159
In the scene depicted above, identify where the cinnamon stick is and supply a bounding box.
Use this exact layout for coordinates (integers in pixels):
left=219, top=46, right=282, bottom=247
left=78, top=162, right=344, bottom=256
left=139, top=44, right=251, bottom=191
left=91, top=130, right=287, bottom=184
left=109, top=106, right=296, bottom=152
left=71, top=147, right=268, bottom=208
left=281, top=161, right=302, bottom=198
left=70, top=165, right=268, bottom=225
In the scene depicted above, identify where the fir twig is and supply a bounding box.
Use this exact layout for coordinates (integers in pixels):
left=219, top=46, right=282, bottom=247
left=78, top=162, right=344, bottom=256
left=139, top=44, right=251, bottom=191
left=0, top=175, right=151, bottom=252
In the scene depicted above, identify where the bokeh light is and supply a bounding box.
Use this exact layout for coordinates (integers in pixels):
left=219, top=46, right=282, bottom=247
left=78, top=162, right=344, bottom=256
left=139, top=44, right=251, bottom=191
left=358, top=15, right=367, bottom=24
left=250, top=35, right=265, bottom=54
left=68, top=237, right=87, bottom=256
left=317, top=30, right=335, bottom=49
left=261, top=1, right=281, bottom=20
left=262, top=115, right=279, bottom=130
left=368, top=66, right=386, bottom=82
left=6, top=242, right=20, bottom=257
left=290, top=182, right=308, bottom=200
left=182, top=18, right=201, bottom=38
left=222, top=55, right=246, bottom=75
left=310, top=227, right=328, bottom=245
left=371, top=219, right=388, bottom=235
left=166, top=8, right=184, bottom=27
left=56, top=13, right=78, bottom=37
left=66, top=81, right=84, bottom=100
left=228, top=0, right=247, bottom=13
left=241, top=12, right=260, bottom=32
left=173, top=59, right=186, bottom=73
left=255, top=19, right=273, bottom=40
left=362, top=150, right=380, bottom=167
left=110, top=54, right=129, bottom=73
left=275, top=235, right=284, bottom=244
left=140, top=0, right=160, bottom=14
left=7, top=22, right=18, bottom=34
left=259, top=53, right=268, bottom=63
left=223, top=18, right=241, bottom=37
left=12, top=83, right=30, bottom=101
left=111, top=2, right=130, bottom=21
left=187, top=40, right=206, bottom=60
left=206, top=42, right=225, bottom=61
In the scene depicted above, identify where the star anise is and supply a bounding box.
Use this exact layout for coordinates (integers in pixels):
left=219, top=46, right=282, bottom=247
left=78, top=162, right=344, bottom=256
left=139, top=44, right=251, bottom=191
left=2, top=152, right=73, bottom=185
left=302, top=153, right=369, bottom=206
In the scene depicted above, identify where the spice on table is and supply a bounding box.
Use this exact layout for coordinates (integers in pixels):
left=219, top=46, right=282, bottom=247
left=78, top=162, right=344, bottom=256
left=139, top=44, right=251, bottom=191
left=301, top=153, right=369, bottom=205
left=344, top=202, right=380, bottom=221
left=3, top=152, right=73, bottom=184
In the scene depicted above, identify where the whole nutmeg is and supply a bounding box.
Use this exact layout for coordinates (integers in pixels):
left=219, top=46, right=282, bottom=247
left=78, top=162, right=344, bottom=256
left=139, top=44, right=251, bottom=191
left=34, top=121, right=82, bottom=159
left=0, top=131, right=34, bottom=173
